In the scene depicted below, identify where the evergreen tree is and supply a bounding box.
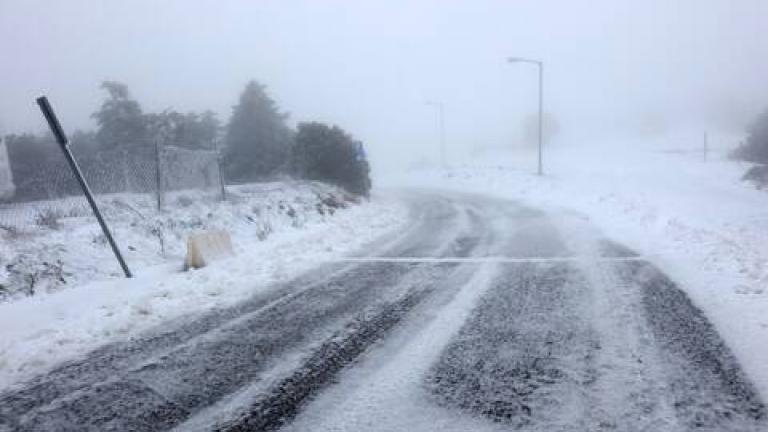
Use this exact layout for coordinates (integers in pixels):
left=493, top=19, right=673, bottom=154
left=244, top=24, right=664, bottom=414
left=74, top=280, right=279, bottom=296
left=292, top=122, right=371, bottom=196
left=92, top=81, right=148, bottom=154
left=222, top=81, right=293, bottom=181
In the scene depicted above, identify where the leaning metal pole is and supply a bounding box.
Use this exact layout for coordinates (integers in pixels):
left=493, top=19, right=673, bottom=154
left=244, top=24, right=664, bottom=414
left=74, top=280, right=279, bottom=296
left=36, top=96, right=133, bottom=278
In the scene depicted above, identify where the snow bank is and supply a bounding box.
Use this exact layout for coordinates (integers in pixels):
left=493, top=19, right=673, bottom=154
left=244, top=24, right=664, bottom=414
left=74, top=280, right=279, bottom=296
left=0, top=182, right=407, bottom=389
left=386, top=134, right=768, bottom=399
left=0, top=182, right=364, bottom=299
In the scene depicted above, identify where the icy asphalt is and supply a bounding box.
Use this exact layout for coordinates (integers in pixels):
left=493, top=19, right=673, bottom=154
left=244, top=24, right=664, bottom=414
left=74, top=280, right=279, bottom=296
left=0, top=191, right=765, bottom=431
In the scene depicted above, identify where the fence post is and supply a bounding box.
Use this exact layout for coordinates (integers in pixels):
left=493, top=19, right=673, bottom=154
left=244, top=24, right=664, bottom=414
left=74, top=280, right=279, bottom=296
left=36, top=96, right=132, bottom=278
left=155, top=132, right=163, bottom=211
left=121, top=148, right=130, bottom=192
left=214, top=138, right=227, bottom=201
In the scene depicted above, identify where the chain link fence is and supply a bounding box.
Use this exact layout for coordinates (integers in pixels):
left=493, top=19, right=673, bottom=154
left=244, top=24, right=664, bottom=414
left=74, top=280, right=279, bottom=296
left=0, top=139, right=225, bottom=232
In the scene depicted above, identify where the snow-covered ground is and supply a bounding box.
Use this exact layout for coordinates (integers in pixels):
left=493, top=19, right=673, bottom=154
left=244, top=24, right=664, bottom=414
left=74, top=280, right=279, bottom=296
left=0, top=182, right=407, bottom=389
left=4, top=136, right=767, bottom=410
left=384, top=133, right=768, bottom=400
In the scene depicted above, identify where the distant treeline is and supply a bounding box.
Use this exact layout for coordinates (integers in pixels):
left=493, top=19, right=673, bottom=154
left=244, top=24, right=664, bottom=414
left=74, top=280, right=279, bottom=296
left=732, top=108, right=768, bottom=164
left=2, top=80, right=370, bottom=201
left=730, top=108, right=768, bottom=187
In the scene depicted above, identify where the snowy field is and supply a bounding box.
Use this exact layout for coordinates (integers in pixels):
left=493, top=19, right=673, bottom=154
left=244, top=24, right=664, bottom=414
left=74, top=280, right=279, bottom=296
left=384, top=133, right=768, bottom=401
left=0, top=182, right=407, bottom=389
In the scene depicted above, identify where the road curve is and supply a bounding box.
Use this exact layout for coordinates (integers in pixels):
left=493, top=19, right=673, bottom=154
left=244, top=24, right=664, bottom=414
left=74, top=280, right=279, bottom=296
left=0, top=191, right=764, bottom=432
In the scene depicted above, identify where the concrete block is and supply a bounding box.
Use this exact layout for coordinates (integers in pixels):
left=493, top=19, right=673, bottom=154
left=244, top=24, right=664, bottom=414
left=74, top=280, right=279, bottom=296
left=184, top=230, right=234, bottom=269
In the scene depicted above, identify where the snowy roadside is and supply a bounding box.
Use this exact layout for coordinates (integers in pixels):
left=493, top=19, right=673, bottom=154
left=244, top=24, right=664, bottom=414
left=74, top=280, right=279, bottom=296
left=0, top=182, right=408, bottom=390
left=385, top=137, right=768, bottom=399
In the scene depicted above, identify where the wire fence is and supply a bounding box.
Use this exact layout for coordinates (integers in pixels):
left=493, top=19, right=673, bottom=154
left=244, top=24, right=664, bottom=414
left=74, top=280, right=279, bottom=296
left=0, top=142, right=225, bottom=231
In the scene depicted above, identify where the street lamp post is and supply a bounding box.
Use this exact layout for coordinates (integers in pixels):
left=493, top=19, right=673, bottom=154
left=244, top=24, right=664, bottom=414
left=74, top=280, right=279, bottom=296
left=507, top=57, right=544, bottom=176
left=426, top=100, right=446, bottom=169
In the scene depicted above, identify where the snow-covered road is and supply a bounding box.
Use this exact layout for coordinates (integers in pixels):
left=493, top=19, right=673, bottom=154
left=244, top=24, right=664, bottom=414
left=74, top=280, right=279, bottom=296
left=0, top=191, right=764, bottom=431
left=285, top=192, right=765, bottom=432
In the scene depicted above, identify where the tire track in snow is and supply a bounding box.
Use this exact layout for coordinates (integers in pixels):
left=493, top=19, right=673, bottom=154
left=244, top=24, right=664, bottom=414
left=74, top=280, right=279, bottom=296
left=424, top=219, right=766, bottom=431
left=426, top=262, right=597, bottom=430
left=619, top=257, right=766, bottom=431
left=202, top=196, right=499, bottom=431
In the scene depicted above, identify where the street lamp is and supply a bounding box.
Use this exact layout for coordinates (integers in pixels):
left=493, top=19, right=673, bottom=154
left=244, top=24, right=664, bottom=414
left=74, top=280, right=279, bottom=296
left=507, top=57, right=544, bottom=176
left=425, top=100, right=446, bottom=168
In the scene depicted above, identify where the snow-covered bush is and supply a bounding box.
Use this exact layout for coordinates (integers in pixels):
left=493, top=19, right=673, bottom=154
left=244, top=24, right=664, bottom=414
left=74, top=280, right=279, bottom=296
left=2, top=247, right=69, bottom=299
left=34, top=208, right=63, bottom=230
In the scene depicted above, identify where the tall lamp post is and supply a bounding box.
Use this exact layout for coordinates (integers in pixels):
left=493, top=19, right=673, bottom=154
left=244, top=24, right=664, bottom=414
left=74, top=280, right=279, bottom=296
left=425, top=100, right=446, bottom=168
left=507, top=57, right=544, bottom=176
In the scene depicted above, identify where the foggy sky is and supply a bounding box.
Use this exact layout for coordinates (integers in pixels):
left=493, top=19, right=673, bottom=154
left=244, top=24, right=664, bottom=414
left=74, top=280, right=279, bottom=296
left=2, top=0, right=767, bottom=169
